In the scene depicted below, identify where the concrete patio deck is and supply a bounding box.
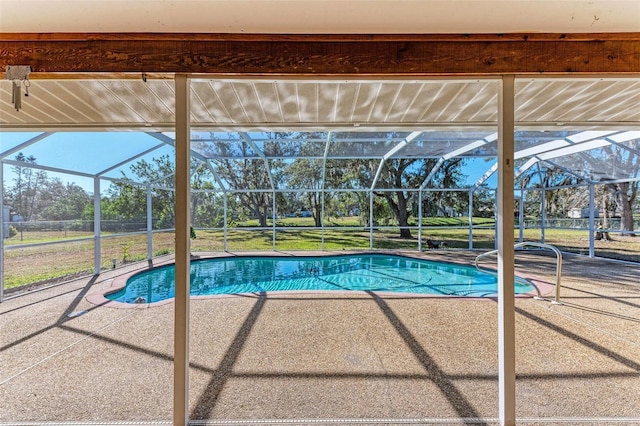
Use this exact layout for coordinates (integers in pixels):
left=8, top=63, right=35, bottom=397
left=0, top=250, right=639, bottom=425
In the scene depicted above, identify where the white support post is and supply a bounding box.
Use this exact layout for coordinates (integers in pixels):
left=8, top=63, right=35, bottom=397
left=321, top=191, right=325, bottom=251
left=497, top=75, right=516, bottom=426
left=93, top=177, right=101, bottom=275
left=494, top=190, right=499, bottom=250
left=174, top=74, right=191, bottom=426
left=519, top=189, right=524, bottom=243
left=541, top=187, right=546, bottom=244
left=223, top=192, right=228, bottom=252
left=468, top=190, right=474, bottom=249
left=0, top=162, right=4, bottom=303
left=272, top=194, right=276, bottom=250
left=589, top=184, right=595, bottom=258
left=418, top=190, right=423, bottom=251
left=320, top=133, right=332, bottom=252
left=147, top=185, right=153, bottom=261
left=369, top=191, right=374, bottom=249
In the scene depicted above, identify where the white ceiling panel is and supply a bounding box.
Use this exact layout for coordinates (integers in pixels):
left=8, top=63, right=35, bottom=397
left=190, top=80, right=501, bottom=127
left=515, top=79, right=640, bottom=124
left=3, top=78, right=640, bottom=131
left=0, top=79, right=178, bottom=129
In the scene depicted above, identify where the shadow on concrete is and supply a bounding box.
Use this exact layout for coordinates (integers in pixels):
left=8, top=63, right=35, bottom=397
left=367, top=290, right=487, bottom=424
left=190, top=292, right=268, bottom=419
left=515, top=307, right=640, bottom=372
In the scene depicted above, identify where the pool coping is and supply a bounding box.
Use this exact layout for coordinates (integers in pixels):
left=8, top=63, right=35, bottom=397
left=85, top=251, right=556, bottom=309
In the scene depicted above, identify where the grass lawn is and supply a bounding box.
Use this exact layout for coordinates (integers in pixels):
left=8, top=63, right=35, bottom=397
left=239, top=216, right=495, bottom=228
left=3, top=219, right=639, bottom=291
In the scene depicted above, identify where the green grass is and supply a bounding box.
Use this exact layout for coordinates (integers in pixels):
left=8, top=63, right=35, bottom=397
left=237, top=216, right=495, bottom=228
left=4, top=240, right=95, bottom=288
left=239, top=216, right=361, bottom=227
left=411, top=217, right=495, bottom=226
left=3, top=230, right=97, bottom=245
left=196, top=227, right=497, bottom=251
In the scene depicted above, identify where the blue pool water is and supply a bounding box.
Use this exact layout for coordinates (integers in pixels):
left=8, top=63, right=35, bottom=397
left=107, top=254, right=535, bottom=304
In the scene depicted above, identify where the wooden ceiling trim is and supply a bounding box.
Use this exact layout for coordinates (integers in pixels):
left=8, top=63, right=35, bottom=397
left=1, top=33, right=639, bottom=75
left=2, top=33, right=640, bottom=42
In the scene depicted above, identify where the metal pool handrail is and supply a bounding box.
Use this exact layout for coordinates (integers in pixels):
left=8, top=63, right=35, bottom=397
left=475, top=242, right=563, bottom=305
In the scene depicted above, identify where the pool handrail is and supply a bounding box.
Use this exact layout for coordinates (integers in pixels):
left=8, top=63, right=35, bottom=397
left=474, top=242, right=563, bottom=304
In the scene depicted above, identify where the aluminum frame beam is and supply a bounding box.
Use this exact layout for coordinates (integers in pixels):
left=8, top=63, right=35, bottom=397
left=96, top=142, right=168, bottom=176
left=146, top=131, right=228, bottom=191
left=370, top=131, right=422, bottom=191
left=0, top=132, right=54, bottom=160
left=476, top=132, right=619, bottom=188
left=239, top=132, right=276, bottom=191
left=419, top=133, right=498, bottom=191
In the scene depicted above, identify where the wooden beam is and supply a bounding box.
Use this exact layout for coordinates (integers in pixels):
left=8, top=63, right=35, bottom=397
left=1, top=33, right=639, bottom=75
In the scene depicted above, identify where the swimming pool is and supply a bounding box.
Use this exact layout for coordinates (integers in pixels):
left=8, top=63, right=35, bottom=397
left=105, top=254, right=536, bottom=304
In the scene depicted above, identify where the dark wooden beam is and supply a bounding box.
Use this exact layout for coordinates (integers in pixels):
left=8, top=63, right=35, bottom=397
left=1, top=33, right=639, bottom=75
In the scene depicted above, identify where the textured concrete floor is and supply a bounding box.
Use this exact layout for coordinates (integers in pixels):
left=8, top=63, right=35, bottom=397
left=0, top=250, right=639, bottom=425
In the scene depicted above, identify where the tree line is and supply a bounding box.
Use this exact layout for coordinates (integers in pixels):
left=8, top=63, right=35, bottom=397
left=3, top=133, right=638, bottom=238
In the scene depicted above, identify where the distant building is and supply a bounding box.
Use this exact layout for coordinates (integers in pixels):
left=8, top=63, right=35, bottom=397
left=442, top=206, right=458, bottom=217
left=568, top=207, right=599, bottom=219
